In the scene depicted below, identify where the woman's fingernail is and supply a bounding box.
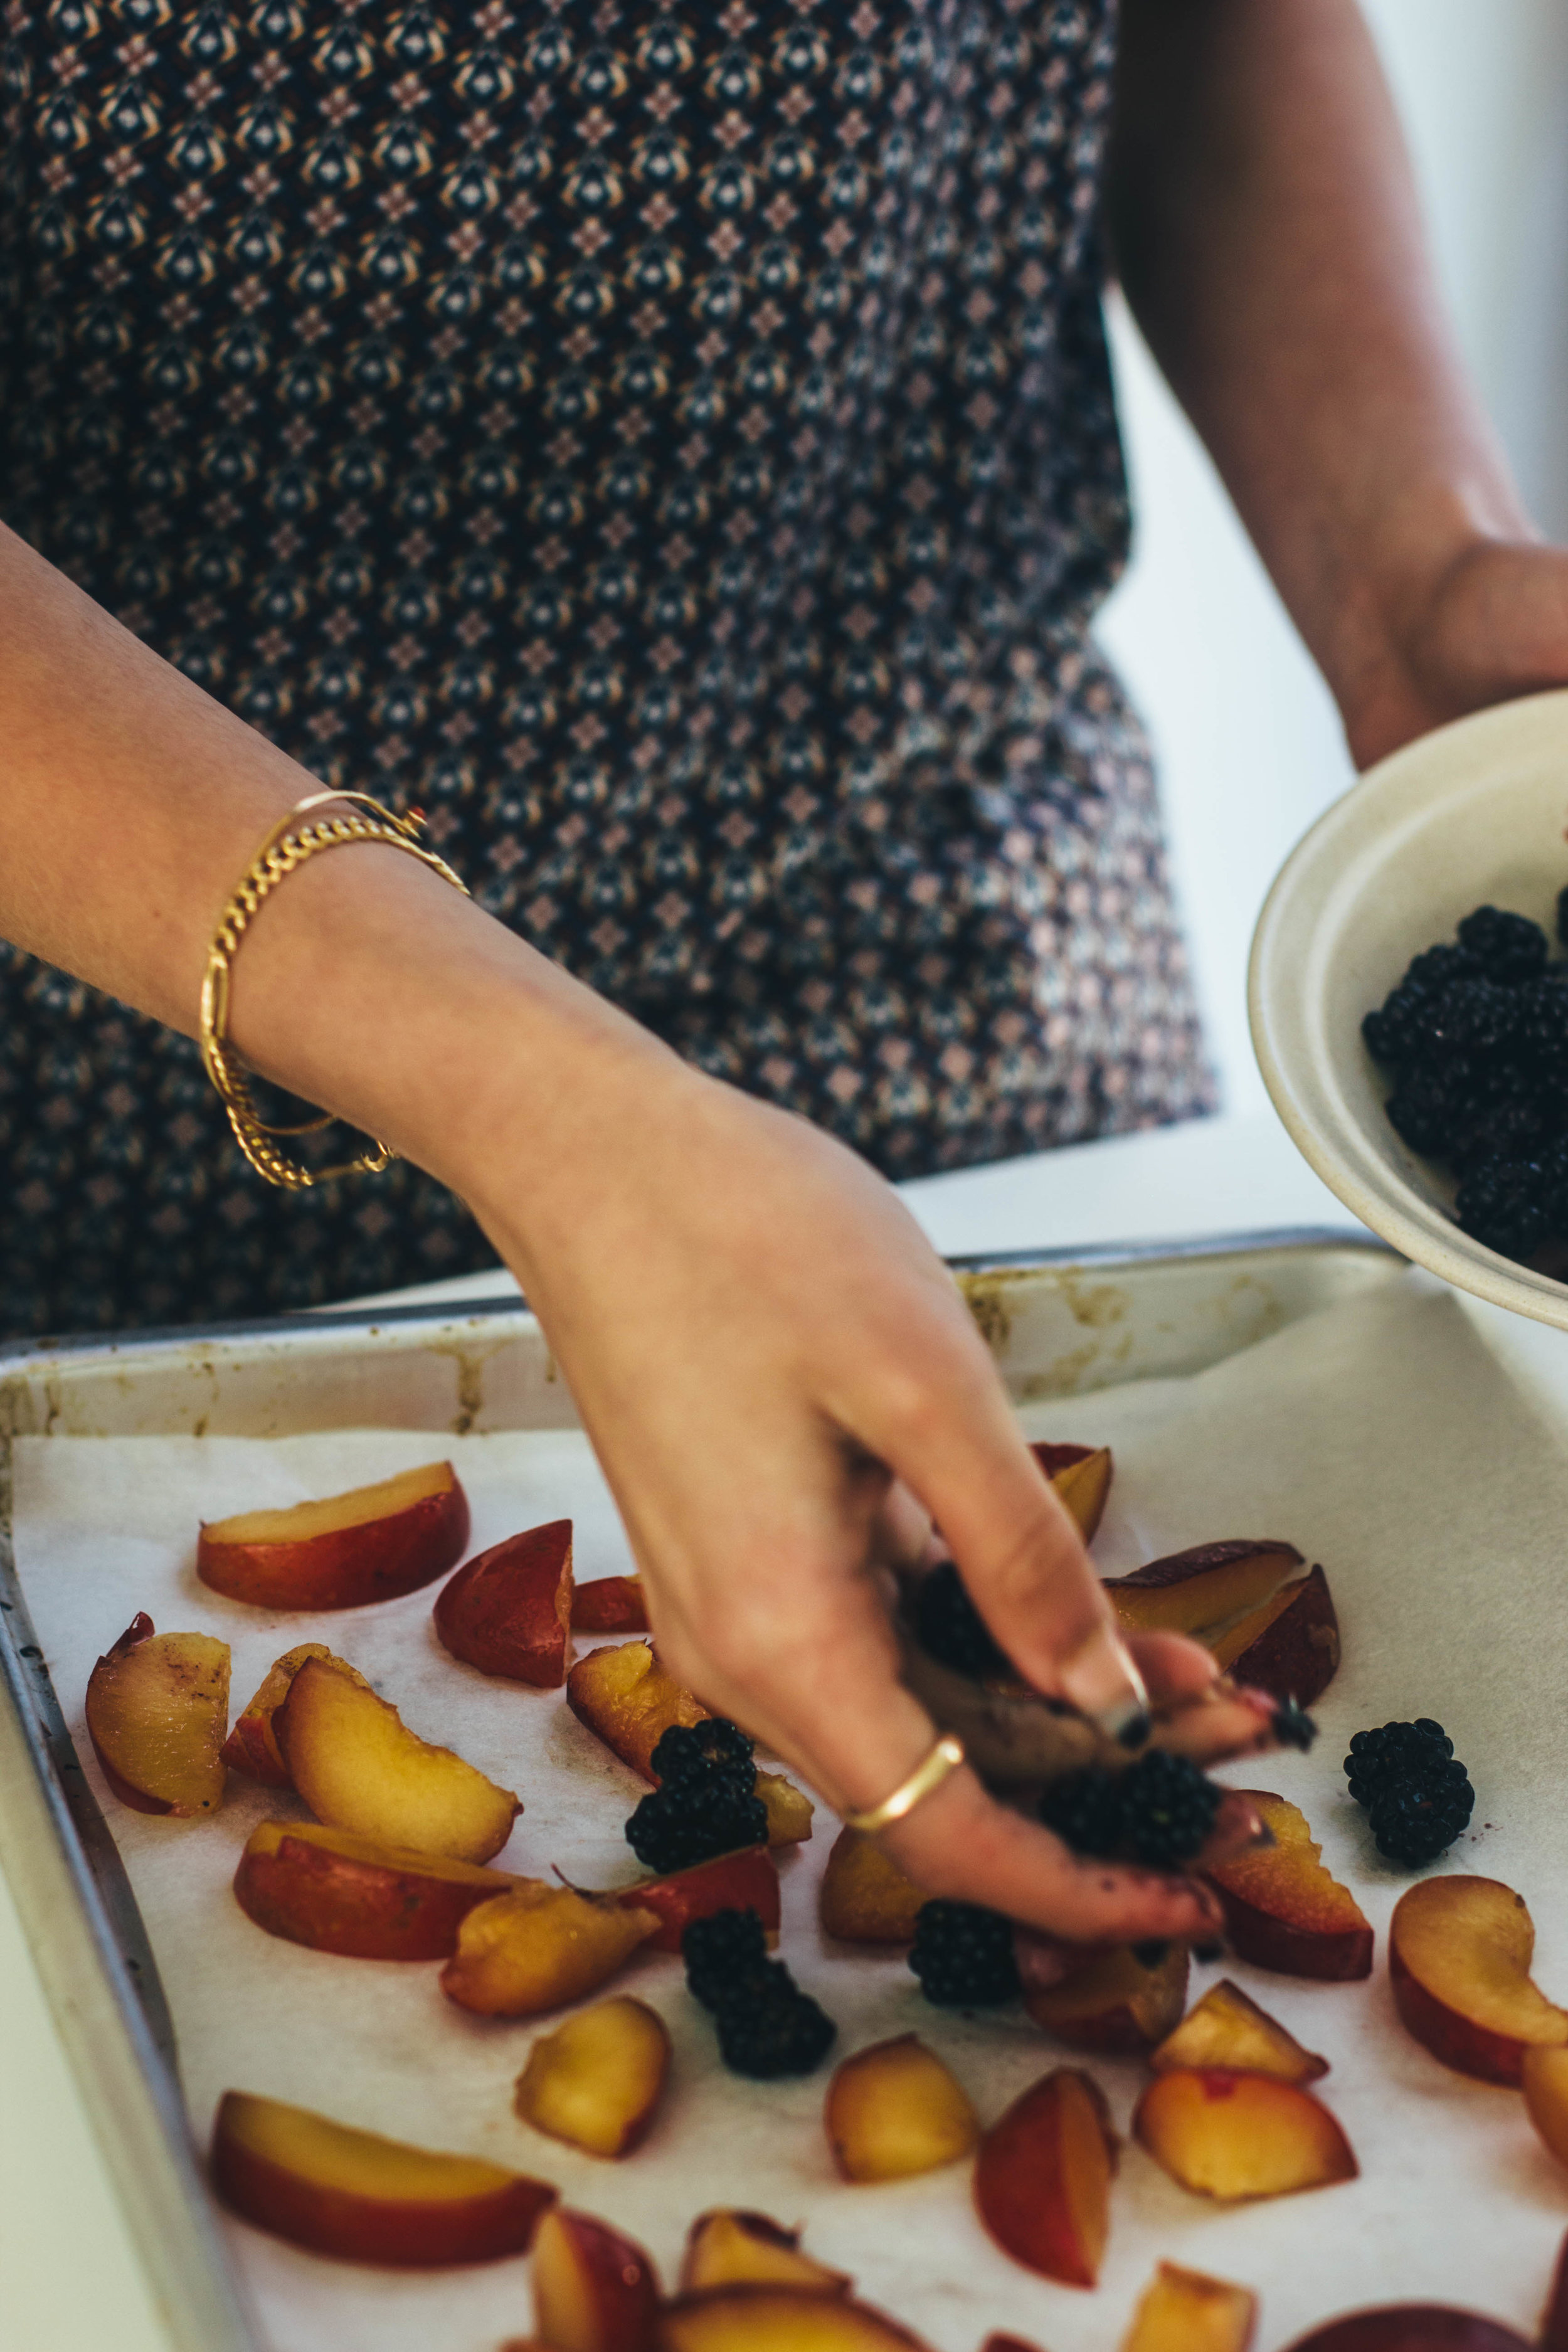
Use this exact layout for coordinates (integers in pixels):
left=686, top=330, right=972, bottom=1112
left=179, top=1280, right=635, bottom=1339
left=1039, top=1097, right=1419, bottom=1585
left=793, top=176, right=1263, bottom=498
left=1178, top=1879, right=1227, bottom=1934
left=1062, top=1626, right=1150, bottom=1745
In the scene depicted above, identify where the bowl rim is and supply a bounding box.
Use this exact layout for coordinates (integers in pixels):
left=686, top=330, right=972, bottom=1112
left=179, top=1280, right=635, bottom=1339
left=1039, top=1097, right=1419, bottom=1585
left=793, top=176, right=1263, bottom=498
left=1248, top=686, right=1568, bottom=1330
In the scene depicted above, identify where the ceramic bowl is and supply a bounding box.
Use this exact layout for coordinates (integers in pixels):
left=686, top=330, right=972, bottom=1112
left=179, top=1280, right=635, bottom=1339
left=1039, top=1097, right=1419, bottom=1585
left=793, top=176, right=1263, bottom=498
left=1249, top=687, right=1568, bottom=1328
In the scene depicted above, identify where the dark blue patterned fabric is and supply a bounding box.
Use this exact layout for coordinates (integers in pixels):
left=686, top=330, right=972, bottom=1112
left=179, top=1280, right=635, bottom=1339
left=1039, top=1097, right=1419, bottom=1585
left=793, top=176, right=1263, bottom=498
left=0, top=0, right=1213, bottom=1337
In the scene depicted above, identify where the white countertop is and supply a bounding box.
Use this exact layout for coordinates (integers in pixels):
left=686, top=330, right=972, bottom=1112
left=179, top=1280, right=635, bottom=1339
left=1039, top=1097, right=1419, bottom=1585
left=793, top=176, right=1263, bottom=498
left=0, top=1107, right=1359, bottom=2352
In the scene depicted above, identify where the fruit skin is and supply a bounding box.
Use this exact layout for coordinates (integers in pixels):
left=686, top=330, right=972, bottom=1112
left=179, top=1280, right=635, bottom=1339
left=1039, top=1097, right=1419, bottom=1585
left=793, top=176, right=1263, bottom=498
left=85, top=1614, right=230, bottom=1816
left=818, top=1829, right=926, bottom=1944
left=1539, top=2225, right=1568, bottom=2352
left=1133, top=2069, right=1357, bottom=2203
left=568, top=1640, right=710, bottom=1781
left=1121, top=2261, right=1258, bottom=2352
left=1029, top=1442, right=1114, bottom=1541
left=1278, top=2314, right=1530, bottom=2352
left=1103, top=1540, right=1305, bottom=1638
left=973, top=2066, right=1118, bottom=2289
left=1213, top=1564, right=1340, bottom=1707
left=1150, top=1978, right=1328, bottom=2085
left=514, top=1996, right=671, bottom=2159
left=679, top=2213, right=850, bottom=2296
left=1204, top=1791, right=1373, bottom=1981
left=442, top=1882, right=661, bottom=2018
left=572, top=1577, right=649, bottom=1633
left=1523, top=2048, right=1568, bottom=2175
left=1024, top=1939, right=1189, bottom=2055
left=533, top=2207, right=662, bottom=2352
left=1389, top=1875, right=1568, bottom=2085
left=612, top=1846, right=780, bottom=1954
left=232, top=1821, right=516, bottom=1959
left=825, top=2033, right=979, bottom=2182
left=659, top=2289, right=932, bottom=2352
left=275, top=1655, right=521, bottom=1863
left=210, top=2089, right=556, bottom=2267
left=220, top=1644, right=337, bottom=1786
left=435, top=1518, right=575, bottom=1687
left=197, top=1459, right=469, bottom=1609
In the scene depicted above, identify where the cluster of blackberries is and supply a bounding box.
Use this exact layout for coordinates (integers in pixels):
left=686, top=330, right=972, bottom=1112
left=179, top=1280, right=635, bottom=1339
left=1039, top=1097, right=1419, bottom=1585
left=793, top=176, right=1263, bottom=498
left=911, top=1560, right=1010, bottom=1680
left=908, top=1900, right=1021, bottom=2008
left=681, top=1907, right=837, bottom=2077
left=1040, top=1750, right=1223, bottom=1870
left=625, top=1720, right=768, bottom=1875
left=1362, top=901, right=1568, bottom=1263
left=1343, top=1719, right=1475, bottom=1867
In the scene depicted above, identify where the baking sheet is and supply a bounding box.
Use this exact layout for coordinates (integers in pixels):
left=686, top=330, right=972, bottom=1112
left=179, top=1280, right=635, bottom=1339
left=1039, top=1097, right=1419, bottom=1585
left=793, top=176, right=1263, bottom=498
left=14, top=1266, right=1568, bottom=2349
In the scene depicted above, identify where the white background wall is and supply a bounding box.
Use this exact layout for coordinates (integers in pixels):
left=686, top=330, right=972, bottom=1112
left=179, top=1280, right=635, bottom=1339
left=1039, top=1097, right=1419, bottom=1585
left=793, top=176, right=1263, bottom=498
left=1098, top=0, right=1568, bottom=1116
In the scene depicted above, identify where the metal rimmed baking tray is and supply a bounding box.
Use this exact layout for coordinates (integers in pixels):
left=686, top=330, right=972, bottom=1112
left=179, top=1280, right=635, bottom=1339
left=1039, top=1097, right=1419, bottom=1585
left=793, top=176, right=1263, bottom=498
left=0, top=1227, right=1397, bottom=2352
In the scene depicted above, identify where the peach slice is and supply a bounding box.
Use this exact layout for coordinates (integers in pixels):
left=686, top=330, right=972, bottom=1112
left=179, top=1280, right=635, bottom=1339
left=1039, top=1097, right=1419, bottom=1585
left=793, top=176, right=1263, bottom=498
left=534, top=2207, right=661, bottom=2352
left=567, top=1640, right=709, bottom=1782
left=1203, top=1792, right=1372, bottom=1981
left=974, top=2065, right=1118, bottom=2288
left=573, top=1577, right=650, bottom=1634
left=1122, top=2262, right=1258, bottom=2352
left=515, top=1996, right=670, bottom=2159
left=1209, top=1564, right=1340, bottom=1706
left=220, top=1643, right=342, bottom=1786
left=1150, top=1978, right=1328, bottom=2085
left=658, top=2289, right=931, bottom=2352
left=757, top=1771, right=814, bottom=1847
left=1030, top=1443, right=1114, bottom=1542
left=680, top=2213, right=851, bottom=2295
left=85, top=1614, right=230, bottom=1816
left=1280, top=2316, right=1530, bottom=2352
left=275, top=1655, right=519, bottom=1863
left=211, top=2089, right=555, bottom=2266
left=1390, top=1877, right=1568, bottom=2085
left=1024, top=1939, right=1188, bottom=2054
left=818, top=1829, right=926, bottom=1944
left=1103, top=1541, right=1305, bottom=1639
left=612, top=1845, right=780, bottom=1954
left=1133, top=2069, right=1357, bottom=2201
left=442, top=1882, right=660, bottom=2017
left=825, top=2034, right=978, bottom=2183
left=435, top=1518, right=575, bottom=1688
left=233, top=1821, right=516, bottom=1959
left=197, top=1459, right=469, bottom=1610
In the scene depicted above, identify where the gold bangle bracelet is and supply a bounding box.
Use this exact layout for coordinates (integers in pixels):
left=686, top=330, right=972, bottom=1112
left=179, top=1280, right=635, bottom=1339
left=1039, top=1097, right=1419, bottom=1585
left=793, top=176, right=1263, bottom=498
left=841, top=1734, right=967, bottom=1835
left=199, top=789, right=470, bottom=1191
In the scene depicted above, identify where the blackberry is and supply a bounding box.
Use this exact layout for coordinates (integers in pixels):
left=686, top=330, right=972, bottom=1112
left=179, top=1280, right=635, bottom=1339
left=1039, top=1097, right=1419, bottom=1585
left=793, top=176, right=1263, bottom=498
left=1423, top=977, right=1522, bottom=1062
left=1117, top=1750, right=1222, bottom=1868
left=1366, top=1774, right=1474, bottom=1867
left=1454, top=1154, right=1550, bottom=1260
left=1405, top=942, right=1483, bottom=996
left=1558, top=885, right=1568, bottom=950
left=912, top=1560, right=1010, bottom=1679
left=1510, top=975, right=1568, bottom=1078
left=1456, top=905, right=1549, bottom=983
left=625, top=1719, right=769, bottom=1873
left=681, top=1906, right=771, bottom=2011
left=1270, top=1695, right=1318, bottom=1752
left=713, top=1966, right=837, bottom=2079
left=908, top=1900, right=1020, bottom=2007
left=1039, top=1766, right=1125, bottom=1858
left=1449, top=1091, right=1556, bottom=1178
left=1343, top=1718, right=1455, bottom=1806
left=1385, top=1063, right=1470, bottom=1158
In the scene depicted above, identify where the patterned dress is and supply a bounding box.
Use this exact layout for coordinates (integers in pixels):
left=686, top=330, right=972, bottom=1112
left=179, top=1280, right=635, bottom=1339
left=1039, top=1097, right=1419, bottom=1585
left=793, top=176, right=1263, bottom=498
left=0, top=0, right=1213, bottom=1338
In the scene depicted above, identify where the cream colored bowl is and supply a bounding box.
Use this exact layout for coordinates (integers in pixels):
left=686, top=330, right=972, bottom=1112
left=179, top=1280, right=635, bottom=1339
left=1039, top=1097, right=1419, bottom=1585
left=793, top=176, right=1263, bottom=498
left=1250, top=687, right=1568, bottom=1327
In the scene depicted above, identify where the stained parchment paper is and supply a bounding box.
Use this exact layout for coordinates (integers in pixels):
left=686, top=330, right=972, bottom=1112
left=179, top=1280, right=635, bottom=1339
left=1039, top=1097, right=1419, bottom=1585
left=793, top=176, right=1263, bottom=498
left=15, top=1269, right=1568, bottom=2351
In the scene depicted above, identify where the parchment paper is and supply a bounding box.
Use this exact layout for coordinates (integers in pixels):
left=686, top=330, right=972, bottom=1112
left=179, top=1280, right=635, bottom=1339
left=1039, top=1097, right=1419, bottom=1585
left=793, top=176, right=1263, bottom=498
left=16, top=1269, right=1568, bottom=2351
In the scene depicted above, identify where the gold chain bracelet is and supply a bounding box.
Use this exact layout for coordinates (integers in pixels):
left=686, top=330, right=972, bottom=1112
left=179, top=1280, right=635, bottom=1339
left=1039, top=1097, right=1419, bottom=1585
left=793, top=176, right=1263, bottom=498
left=199, top=789, right=470, bottom=1190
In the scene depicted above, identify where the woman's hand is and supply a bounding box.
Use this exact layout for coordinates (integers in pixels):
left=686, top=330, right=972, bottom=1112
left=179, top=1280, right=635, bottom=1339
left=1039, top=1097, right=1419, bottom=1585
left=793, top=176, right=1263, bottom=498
left=464, top=1040, right=1276, bottom=1944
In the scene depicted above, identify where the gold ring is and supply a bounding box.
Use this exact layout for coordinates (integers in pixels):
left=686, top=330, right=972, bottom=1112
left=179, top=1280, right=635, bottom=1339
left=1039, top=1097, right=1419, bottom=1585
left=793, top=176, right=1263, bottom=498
left=841, top=1734, right=967, bottom=1835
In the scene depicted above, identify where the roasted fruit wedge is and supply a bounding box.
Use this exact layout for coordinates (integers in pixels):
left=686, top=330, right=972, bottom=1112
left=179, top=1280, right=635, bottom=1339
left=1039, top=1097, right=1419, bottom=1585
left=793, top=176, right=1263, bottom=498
left=211, top=2089, right=555, bottom=2265
left=610, top=1846, right=780, bottom=1953
left=825, top=2035, right=978, bottom=2182
left=1121, top=2262, right=1258, bottom=2352
left=515, top=1997, right=671, bottom=2159
left=572, top=1577, right=650, bottom=1634
left=1024, top=1939, right=1189, bottom=2054
left=659, top=2289, right=933, bottom=2352
left=275, top=1655, right=519, bottom=1863
left=1279, top=2314, right=1530, bottom=2352
left=973, top=2066, right=1117, bottom=2288
left=435, top=1518, right=575, bottom=1687
left=233, top=1821, right=516, bottom=1959
left=1204, top=1791, right=1372, bottom=1979
left=680, top=2213, right=851, bottom=2296
left=442, top=1882, right=660, bottom=2017
left=197, top=1459, right=469, bottom=1609
left=1030, top=1443, right=1114, bottom=1542
left=1133, top=2069, right=1357, bottom=2202
left=534, top=2208, right=661, bottom=2352
left=567, top=1640, right=710, bottom=1781
left=221, top=1643, right=346, bottom=1786
left=1390, top=1876, right=1568, bottom=2084
left=1207, top=1562, right=1340, bottom=1702
left=1151, top=1978, right=1328, bottom=2085
left=85, top=1614, right=230, bottom=1816
left=818, top=1829, right=926, bottom=1945
left=1103, top=1540, right=1305, bottom=1639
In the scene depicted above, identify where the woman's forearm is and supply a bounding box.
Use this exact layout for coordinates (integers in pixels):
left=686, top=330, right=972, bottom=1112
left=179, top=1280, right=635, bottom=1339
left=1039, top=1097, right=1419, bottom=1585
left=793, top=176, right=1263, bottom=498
left=1107, top=0, right=1537, bottom=759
